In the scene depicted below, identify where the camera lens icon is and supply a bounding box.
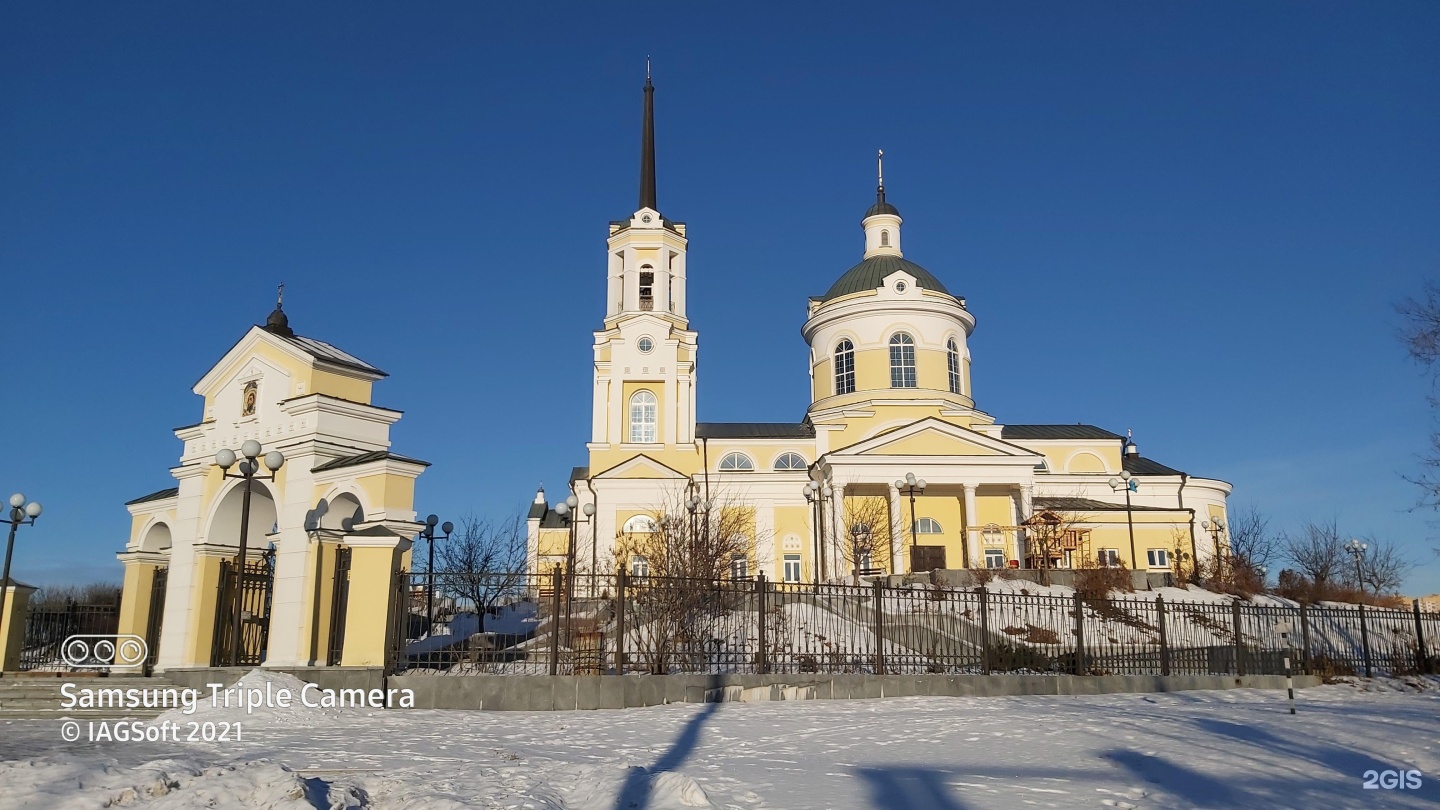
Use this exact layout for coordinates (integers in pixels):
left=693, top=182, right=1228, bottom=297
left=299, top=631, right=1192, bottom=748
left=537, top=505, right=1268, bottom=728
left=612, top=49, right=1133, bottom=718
left=61, top=635, right=148, bottom=668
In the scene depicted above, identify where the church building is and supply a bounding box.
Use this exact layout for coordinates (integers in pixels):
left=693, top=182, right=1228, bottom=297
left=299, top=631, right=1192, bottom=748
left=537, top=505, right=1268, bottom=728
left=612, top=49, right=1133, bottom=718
left=527, top=76, right=1232, bottom=583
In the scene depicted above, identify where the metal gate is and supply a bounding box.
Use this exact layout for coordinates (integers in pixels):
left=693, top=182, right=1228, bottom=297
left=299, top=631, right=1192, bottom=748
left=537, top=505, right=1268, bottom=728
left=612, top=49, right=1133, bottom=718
left=211, top=552, right=275, bottom=667
left=326, top=547, right=352, bottom=666
left=144, top=567, right=168, bottom=674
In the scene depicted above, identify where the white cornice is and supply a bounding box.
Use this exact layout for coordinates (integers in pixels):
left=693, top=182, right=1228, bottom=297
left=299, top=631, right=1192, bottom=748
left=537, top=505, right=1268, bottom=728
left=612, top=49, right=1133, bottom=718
left=279, top=394, right=402, bottom=426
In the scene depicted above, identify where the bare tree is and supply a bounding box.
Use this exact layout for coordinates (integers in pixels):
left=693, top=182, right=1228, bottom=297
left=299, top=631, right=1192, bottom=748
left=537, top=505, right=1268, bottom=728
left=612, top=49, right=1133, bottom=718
left=615, top=489, right=768, bottom=673
left=1355, top=537, right=1413, bottom=596
left=838, top=496, right=893, bottom=583
left=436, top=514, right=528, bottom=634
left=32, top=583, right=123, bottom=611
left=1282, top=519, right=1346, bottom=590
left=1397, top=282, right=1440, bottom=512
left=1226, top=505, right=1279, bottom=572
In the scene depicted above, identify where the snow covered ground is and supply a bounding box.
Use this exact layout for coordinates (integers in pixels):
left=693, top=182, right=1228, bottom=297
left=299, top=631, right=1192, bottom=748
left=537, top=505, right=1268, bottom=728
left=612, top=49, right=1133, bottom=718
left=1, top=673, right=1437, bottom=809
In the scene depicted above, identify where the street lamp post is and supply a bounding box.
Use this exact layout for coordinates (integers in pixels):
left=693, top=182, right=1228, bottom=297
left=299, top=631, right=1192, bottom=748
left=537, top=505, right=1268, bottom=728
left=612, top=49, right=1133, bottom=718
left=417, top=515, right=453, bottom=634
left=554, top=496, right=596, bottom=595
left=1201, top=518, right=1227, bottom=581
left=0, top=493, right=44, bottom=636
left=685, top=485, right=712, bottom=575
left=214, top=440, right=284, bottom=666
left=1107, top=471, right=1138, bottom=571
left=894, top=473, right=926, bottom=572
left=803, top=480, right=830, bottom=584
left=1344, top=539, right=1368, bottom=596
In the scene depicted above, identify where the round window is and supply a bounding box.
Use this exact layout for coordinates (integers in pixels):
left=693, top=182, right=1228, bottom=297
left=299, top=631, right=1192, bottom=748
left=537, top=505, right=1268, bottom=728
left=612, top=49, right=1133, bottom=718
left=895, top=281, right=908, bottom=293
left=637, top=336, right=655, bottom=354
left=641, top=214, right=653, bottom=223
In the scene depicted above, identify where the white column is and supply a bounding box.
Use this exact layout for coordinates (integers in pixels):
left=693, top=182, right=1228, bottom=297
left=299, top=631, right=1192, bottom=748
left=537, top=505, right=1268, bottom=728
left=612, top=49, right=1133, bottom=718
left=1017, top=485, right=1034, bottom=568
left=671, top=251, right=686, bottom=317
left=962, top=484, right=980, bottom=568
left=622, top=247, right=637, bottom=311
left=887, top=484, right=904, bottom=574
left=655, top=265, right=670, bottom=315
left=830, top=484, right=845, bottom=580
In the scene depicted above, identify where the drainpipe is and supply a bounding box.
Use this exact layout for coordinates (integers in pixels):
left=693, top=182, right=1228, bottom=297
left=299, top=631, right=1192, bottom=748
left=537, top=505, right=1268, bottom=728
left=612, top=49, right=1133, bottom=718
left=1179, top=473, right=1197, bottom=583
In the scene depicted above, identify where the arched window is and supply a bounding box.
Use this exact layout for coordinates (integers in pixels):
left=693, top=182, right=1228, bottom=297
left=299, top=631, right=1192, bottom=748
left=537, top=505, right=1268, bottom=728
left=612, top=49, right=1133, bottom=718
left=880, top=229, right=890, bottom=247
left=622, top=514, right=658, bottom=533
left=915, top=517, right=943, bottom=534
left=718, top=452, right=755, bottom=471
left=889, top=333, right=917, bottom=388
left=629, top=390, right=657, bottom=443
left=773, top=452, right=807, bottom=471
left=834, top=339, right=856, bottom=395
left=946, top=338, right=962, bottom=395
left=638, top=265, right=654, bottom=311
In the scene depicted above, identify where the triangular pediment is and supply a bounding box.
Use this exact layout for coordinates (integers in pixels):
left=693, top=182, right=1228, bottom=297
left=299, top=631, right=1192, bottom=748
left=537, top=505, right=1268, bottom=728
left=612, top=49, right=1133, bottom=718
left=593, top=454, right=689, bottom=480
left=840, top=418, right=1040, bottom=459
left=193, top=326, right=316, bottom=397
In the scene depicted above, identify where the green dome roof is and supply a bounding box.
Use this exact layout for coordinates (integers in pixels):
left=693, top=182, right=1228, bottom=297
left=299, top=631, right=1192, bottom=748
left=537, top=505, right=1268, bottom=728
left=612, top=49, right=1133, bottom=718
left=819, top=255, right=953, bottom=303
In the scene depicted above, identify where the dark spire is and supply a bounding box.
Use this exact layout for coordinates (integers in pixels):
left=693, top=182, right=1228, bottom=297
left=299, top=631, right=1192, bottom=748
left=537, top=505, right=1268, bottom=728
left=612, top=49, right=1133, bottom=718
left=638, top=58, right=657, bottom=212
left=864, top=148, right=901, bottom=219
left=264, top=282, right=294, bottom=337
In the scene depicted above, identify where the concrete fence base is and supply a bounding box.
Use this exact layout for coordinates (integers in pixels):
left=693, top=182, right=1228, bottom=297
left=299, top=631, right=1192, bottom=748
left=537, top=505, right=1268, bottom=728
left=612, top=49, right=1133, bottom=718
left=388, top=672, right=1323, bottom=711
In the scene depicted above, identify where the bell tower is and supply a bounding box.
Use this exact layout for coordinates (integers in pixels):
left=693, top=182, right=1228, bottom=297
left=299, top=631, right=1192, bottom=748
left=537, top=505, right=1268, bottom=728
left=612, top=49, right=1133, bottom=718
left=589, top=67, right=699, bottom=458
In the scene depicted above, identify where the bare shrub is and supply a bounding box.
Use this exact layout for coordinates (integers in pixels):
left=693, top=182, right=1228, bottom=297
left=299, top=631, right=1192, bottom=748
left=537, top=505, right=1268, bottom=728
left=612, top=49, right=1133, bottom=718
left=970, top=566, right=996, bottom=586
left=1074, top=561, right=1133, bottom=602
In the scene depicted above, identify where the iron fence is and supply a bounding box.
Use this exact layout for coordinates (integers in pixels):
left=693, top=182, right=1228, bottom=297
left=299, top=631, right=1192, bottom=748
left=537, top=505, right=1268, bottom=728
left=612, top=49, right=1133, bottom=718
left=20, top=602, right=120, bottom=671
left=387, top=569, right=1440, bottom=679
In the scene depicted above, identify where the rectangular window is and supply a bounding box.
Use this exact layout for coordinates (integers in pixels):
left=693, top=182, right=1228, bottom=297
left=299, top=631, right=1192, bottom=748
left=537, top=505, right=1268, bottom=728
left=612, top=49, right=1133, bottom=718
left=630, top=555, right=650, bottom=578
left=1097, top=548, right=1120, bottom=568
left=984, top=548, right=1005, bottom=569
left=783, top=554, right=802, bottom=583
left=731, top=555, right=749, bottom=580
left=1146, top=548, right=1169, bottom=569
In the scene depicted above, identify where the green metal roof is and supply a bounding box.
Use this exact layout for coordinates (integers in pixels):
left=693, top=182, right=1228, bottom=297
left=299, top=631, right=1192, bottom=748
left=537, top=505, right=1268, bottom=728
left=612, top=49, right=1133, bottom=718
left=819, top=255, right=953, bottom=303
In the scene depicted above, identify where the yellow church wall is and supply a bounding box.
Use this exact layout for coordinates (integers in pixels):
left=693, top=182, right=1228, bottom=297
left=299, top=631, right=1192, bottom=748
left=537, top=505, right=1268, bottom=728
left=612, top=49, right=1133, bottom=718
left=771, top=504, right=812, bottom=579
left=185, top=555, right=224, bottom=667
left=812, top=356, right=834, bottom=400
left=536, top=527, right=570, bottom=563
left=355, top=471, right=416, bottom=514
left=339, top=542, right=405, bottom=667
left=115, top=561, right=158, bottom=645
left=310, top=369, right=373, bottom=404
left=915, top=349, right=950, bottom=393
left=906, top=493, right=967, bottom=569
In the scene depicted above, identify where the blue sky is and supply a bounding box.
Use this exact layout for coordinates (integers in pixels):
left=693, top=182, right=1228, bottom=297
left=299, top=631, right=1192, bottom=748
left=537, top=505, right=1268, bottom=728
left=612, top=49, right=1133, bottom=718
left=2, top=2, right=1438, bottom=593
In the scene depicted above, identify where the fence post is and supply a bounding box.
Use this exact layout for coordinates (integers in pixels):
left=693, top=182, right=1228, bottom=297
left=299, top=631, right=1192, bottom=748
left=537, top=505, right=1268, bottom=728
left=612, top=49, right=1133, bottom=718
left=614, top=568, right=627, bottom=675
left=977, top=587, right=991, bottom=676
left=872, top=578, right=886, bottom=675
left=755, top=572, right=769, bottom=675
left=1231, top=600, right=1245, bottom=677
left=1073, top=593, right=1086, bottom=676
left=1358, top=604, right=1373, bottom=678
left=1156, top=595, right=1170, bottom=677
left=1415, top=599, right=1430, bottom=675
left=1299, top=603, right=1312, bottom=674
left=548, top=565, right=562, bottom=676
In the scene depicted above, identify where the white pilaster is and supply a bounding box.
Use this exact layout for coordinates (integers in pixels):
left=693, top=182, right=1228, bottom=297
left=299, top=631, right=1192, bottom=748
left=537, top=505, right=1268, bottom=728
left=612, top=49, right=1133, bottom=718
left=962, top=483, right=980, bottom=568
left=887, top=484, right=904, bottom=574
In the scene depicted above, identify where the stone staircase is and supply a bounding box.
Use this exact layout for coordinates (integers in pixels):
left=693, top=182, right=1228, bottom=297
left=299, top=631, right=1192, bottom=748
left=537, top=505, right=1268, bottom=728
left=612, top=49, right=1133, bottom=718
left=0, top=674, right=181, bottom=720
